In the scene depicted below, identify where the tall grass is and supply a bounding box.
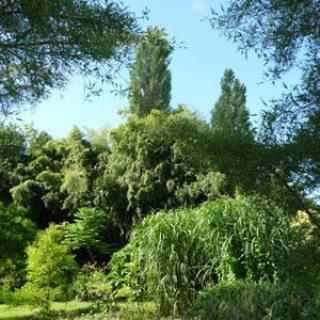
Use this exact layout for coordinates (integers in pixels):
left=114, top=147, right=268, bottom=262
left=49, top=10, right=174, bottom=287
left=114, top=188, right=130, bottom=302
left=199, top=196, right=293, bottom=281
left=110, top=195, right=295, bottom=316
left=129, top=208, right=220, bottom=316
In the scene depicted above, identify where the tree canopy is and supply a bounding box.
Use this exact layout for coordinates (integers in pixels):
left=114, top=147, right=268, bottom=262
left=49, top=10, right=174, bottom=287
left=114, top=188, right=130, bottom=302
left=0, top=0, right=140, bottom=115
left=0, top=6, right=320, bottom=317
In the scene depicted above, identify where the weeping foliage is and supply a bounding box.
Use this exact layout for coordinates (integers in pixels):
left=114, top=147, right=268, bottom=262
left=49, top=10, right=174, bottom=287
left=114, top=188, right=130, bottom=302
left=0, top=0, right=140, bottom=115
left=0, top=124, right=26, bottom=202
left=111, top=196, right=294, bottom=316
left=94, top=109, right=221, bottom=234
left=9, top=125, right=99, bottom=227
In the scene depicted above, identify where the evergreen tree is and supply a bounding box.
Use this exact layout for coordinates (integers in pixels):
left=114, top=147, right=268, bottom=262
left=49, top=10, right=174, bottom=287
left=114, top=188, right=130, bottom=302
left=129, top=27, right=173, bottom=117
left=210, top=0, right=320, bottom=141
left=211, top=69, right=253, bottom=139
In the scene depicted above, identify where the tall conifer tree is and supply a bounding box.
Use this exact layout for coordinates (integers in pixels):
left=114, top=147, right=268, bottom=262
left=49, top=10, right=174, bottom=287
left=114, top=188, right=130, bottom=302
left=129, top=27, right=173, bottom=117
left=211, top=69, right=253, bottom=139
left=210, top=69, right=256, bottom=193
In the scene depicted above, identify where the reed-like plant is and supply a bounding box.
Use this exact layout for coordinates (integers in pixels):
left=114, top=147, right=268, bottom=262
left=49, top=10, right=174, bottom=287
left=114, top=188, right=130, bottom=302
left=111, top=196, right=294, bottom=316
left=199, top=196, right=293, bottom=281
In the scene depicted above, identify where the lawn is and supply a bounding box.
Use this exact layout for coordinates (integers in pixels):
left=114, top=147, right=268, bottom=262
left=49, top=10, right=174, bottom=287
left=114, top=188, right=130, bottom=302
left=0, top=301, right=159, bottom=320
left=0, top=301, right=93, bottom=320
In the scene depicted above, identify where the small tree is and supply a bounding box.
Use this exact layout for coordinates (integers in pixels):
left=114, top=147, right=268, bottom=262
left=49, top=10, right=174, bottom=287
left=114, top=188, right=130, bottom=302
left=25, top=225, right=76, bottom=313
left=64, top=208, right=110, bottom=262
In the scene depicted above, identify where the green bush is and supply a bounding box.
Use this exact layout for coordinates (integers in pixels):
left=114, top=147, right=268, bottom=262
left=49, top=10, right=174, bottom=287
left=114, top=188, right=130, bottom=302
left=107, top=241, right=145, bottom=302
left=284, top=212, right=320, bottom=307
left=191, top=280, right=317, bottom=320
left=0, top=284, right=14, bottom=304
left=25, top=224, right=77, bottom=312
left=70, top=264, right=112, bottom=302
left=0, top=282, right=48, bottom=306
left=0, top=202, right=36, bottom=287
left=112, top=196, right=295, bottom=316
left=64, top=208, right=110, bottom=256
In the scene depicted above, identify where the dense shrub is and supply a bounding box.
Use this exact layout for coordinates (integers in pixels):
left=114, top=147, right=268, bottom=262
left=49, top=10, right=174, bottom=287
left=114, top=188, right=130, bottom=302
left=111, top=196, right=295, bottom=316
left=191, top=280, right=317, bottom=320
left=70, top=264, right=112, bottom=302
left=94, top=109, right=221, bottom=235
left=0, top=282, right=58, bottom=306
left=64, top=208, right=110, bottom=263
left=107, top=247, right=137, bottom=301
left=0, top=202, right=36, bottom=287
left=286, top=212, right=320, bottom=301
left=0, top=284, right=14, bottom=304
left=25, top=225, right=77, bottom=312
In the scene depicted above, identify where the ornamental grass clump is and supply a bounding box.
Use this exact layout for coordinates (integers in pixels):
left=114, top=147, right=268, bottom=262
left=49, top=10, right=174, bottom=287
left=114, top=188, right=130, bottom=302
left=199, top=196, right=293, bottom=281
left=128, top=208, right=220, bottom=316
left=112, top=196, right=294, bottom=317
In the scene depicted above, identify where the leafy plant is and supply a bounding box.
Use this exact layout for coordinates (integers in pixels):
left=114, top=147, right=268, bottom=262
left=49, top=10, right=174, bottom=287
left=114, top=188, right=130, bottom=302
left=94, top=109, right=218, bottom=234
left=199, top=196, right=294, bottom=281
left=70, top=264, right=112, bottom=303
left=25, top=225, right=77, bottom=313
left=191, top=280, right=317, bottom=320
left=64, top=208, right=110, bottom=260
left=107, top=245, right=139, bottom=301
left=0, top=202, right=36, bottom=287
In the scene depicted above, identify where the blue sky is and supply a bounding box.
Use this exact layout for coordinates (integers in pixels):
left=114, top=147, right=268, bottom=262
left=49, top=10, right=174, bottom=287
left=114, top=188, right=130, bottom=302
left=16, top=0, right=299, bottom=137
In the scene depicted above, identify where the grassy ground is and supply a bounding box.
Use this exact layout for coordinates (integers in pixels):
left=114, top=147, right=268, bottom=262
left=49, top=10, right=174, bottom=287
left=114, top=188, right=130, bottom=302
left=0, top=301, right=159, bottom=320
left=0, top=301, right=93, bottom=320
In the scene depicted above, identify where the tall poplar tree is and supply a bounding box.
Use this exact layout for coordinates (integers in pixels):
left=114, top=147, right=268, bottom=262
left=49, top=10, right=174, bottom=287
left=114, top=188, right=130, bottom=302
left=210, top=69, right=256, bottom=193
left=211, top=69, right=253, bottom=139
left=129, top=27, right=173, bottom=117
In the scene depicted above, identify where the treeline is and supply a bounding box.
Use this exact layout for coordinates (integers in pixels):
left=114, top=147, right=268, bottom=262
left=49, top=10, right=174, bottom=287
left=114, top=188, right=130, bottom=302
left=0, top=68, right=301, bottom=235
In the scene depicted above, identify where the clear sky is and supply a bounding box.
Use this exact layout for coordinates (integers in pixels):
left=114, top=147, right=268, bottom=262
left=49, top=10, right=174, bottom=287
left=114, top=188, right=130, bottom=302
left=15, top=0, right=299, bottom=138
